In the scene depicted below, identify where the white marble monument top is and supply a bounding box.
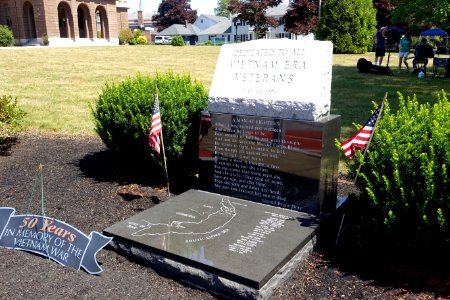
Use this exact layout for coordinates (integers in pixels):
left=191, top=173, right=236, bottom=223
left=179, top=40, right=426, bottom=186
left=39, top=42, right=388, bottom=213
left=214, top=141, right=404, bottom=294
left=208, top=38, right=333, bottom=121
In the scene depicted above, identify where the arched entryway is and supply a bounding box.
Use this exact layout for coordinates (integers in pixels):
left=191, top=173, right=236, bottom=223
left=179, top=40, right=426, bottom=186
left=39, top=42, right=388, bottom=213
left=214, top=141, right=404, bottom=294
left=95, top=6, right=109, bottom=39
left=22, top=2, right=36, bottom=39
left=77, top=4, right=93, bottom=39
left=58, top=2, right=74, bottom=38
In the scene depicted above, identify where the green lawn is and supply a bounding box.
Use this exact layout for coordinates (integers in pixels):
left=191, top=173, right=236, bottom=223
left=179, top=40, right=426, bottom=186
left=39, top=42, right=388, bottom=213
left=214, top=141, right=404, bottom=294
left=1, top=45, right=450, bottom=138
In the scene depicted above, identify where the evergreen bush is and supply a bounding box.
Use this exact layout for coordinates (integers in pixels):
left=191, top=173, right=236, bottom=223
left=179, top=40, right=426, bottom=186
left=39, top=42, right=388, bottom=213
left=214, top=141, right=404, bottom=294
left=171, top=35, right=185, bottom=46
left=0, top=95, right=26, bottom=140
left=0, top=25, right=14, bottom=47
left=345, top=92, right=450, bottom=251
left=316, top=0, right=377, bottom=53
left=91, top=72, right=208, bottom=179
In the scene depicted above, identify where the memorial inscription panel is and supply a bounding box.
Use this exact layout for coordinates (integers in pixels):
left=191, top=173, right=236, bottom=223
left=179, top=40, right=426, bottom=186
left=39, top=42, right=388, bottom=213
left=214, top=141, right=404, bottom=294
left=208, top=38, right=333, bottom=121
left=199, top=112, right=340, bottom=215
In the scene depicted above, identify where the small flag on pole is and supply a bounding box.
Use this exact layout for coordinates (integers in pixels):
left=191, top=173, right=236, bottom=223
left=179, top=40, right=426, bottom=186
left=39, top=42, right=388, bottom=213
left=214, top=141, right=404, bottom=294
left=149, top=94, right=162, bottom=154
left=341, top=107, right=380, bottom=159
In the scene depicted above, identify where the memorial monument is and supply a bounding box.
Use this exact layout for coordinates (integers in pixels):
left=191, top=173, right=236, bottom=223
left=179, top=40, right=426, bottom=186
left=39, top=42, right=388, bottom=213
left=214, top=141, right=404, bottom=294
left=200, top=38, right=340, bottom=215
left=104, top=38, right=341, bottom=299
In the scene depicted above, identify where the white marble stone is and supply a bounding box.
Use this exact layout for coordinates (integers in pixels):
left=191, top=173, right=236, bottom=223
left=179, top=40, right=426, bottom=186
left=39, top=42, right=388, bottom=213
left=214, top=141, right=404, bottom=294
left=208, top=39, right=333, bottom=121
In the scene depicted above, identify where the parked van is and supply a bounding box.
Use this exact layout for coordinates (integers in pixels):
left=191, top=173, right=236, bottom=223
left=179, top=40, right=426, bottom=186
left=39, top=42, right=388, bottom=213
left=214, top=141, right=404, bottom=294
left=154, top=36, right=172, bottom=45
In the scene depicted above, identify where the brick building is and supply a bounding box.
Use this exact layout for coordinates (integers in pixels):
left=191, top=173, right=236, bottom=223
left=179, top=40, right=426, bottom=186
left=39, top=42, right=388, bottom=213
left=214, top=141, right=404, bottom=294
left=0, top=0, right=129, bottom=46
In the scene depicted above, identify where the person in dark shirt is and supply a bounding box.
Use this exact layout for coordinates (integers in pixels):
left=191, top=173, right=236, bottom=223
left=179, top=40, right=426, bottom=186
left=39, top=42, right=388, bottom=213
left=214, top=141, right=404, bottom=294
left=374, top=27, right=388, bottom=66
left=413, top=38, right=433, bottom=71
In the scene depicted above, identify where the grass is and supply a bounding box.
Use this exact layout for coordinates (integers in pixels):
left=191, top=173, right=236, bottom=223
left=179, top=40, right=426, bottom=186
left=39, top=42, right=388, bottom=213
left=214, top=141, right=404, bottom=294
left=1, top=45, right=450, bottom=138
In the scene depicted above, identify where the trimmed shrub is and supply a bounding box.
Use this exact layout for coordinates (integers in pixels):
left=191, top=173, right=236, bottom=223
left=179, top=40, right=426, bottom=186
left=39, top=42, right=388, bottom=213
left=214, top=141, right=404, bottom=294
left=91, top=71, right=208, bottom=179
left=0, top=95, right=26, bottom=140
left=171, top=35, right=185, bottom=46
left=136, top=35, right=147, bottom=45
left=0, top=25, right=14, bottom=47
left=118, top=28, right=133, bottom=45
left=346, top=92, right=450, bottom=251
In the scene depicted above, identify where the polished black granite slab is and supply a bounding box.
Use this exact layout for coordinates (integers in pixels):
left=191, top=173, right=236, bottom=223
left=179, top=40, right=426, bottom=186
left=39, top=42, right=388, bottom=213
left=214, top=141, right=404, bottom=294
left=199, top=113, right=341, bottom=215
left=104, top=189, right=319, bottom=290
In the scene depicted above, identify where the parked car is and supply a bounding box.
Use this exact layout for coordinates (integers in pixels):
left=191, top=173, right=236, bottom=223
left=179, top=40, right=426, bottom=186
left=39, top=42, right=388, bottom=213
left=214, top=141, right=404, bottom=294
left=154, top=36, right=172, bottom=45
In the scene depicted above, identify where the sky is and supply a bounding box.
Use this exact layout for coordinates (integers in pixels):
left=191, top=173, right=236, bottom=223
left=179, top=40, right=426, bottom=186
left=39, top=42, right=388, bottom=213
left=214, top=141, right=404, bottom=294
left=128, top=0, right=290, bottom=15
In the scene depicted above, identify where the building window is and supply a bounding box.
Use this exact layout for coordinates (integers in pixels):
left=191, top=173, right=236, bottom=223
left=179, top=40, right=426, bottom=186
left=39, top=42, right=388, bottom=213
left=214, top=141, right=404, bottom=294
left=4, top=5, right=12, bottom=27
left=96, top=10, right=102, bottom=38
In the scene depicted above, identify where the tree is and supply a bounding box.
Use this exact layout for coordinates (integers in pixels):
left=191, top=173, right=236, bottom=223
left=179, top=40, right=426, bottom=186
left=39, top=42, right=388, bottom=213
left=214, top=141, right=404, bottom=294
left=373, top=0, right=394, bottom=27
left=152, top=0, right=198, bottom=32
left=316, top=0, right=377, bottom=54
left=228, top=0, right=283, bottom=39
left=215, top=0, right=231, bottom=16
left=284, top=0, right=320, bottom=35
left=390, top=0, right=450, bottom=30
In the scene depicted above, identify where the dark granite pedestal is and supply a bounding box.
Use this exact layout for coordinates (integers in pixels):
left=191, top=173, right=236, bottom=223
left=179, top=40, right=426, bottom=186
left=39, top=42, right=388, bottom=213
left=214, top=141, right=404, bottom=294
left=104, top=189, right=320, bottom=299
left=199, top=113, right=341, bottom=215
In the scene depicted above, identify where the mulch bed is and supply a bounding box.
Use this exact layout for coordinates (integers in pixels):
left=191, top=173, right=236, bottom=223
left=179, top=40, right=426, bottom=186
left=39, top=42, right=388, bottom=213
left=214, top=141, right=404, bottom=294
left=0, top=134, right=448, bottom=299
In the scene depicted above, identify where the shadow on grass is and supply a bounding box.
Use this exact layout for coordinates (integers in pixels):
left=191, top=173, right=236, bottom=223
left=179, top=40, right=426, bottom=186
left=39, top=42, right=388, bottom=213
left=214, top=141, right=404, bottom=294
left=331, top=64, right=450, bottom=138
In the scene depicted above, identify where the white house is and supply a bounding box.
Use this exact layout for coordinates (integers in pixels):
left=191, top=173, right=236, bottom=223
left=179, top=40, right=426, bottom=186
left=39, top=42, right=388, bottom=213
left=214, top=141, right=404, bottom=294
left=157, top=4, right=294, bottom=45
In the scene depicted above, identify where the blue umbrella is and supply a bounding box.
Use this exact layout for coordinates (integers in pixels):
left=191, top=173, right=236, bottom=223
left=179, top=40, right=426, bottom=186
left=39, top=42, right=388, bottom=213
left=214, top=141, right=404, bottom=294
left=420, top=28, right=448, bottom=37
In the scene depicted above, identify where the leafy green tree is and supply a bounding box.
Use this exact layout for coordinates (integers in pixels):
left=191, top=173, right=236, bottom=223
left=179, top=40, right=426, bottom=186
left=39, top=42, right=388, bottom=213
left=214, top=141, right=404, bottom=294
left=215, top=0, right=231, bottom=16
left=284, top=0, right=320, bottom=35
left=152, top=0, right=198, bottom=32
left=316, top=0, right=377, bottom=53
left=390, top=0, right=450, bottom=30
left=228, top=0, right=282, bottom=39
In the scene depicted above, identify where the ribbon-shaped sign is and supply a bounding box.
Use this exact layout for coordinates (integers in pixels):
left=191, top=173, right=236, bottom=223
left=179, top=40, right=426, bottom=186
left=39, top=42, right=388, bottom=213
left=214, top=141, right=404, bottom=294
left=0, top=207, right=112, bottom=274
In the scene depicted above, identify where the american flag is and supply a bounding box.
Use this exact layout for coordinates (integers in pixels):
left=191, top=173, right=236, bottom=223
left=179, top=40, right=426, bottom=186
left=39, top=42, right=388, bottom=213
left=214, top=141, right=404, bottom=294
left=199, top=112, right=212, bottom=142
left=341, top=107, right=380, bottom=159
left=149, top=94, right=162, bottom=154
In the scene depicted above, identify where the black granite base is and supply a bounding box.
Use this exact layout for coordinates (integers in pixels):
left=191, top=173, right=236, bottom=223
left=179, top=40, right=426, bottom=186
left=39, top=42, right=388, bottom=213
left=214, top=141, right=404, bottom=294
left=199, top=113, right=341, bottom=215
left=104, top=190, right=320, bottom=299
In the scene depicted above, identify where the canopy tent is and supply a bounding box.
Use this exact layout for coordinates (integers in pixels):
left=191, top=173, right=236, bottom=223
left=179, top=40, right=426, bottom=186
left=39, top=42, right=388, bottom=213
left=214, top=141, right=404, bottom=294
left=420, top=28, right=448, bottom=37
left=388, top=26, right=407, bottom=35
left=420, top=28, right=449, bottom=56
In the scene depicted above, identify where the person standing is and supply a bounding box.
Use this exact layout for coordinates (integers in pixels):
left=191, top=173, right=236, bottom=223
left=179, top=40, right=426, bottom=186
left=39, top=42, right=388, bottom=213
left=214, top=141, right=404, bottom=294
left=398, top=33, right=411, bottom=73
left=374, top=27, right=388, bottom=66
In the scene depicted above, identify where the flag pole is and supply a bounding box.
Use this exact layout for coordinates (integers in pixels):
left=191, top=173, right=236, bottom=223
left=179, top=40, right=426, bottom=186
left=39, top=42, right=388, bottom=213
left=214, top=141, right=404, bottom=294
left=159, top=130, right=170, bottom=198
left=354, top=92, right=388, bottom=184
left=152, top=85, right=170, bottom=198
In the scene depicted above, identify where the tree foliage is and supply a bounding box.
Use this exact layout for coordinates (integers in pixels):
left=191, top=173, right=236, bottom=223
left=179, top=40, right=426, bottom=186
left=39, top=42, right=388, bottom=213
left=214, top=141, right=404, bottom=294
left=316, top=0, right=377, bottom=53
left=215, top=0, right=231, bottom=17
left=390, top=0, right=450, bottom=30
left=152, top=0, right=198, bottom=32
left=228, top=0, right=282, bottom=38
left=284, top=0, right=320, bottom=35
left=372, top=0, right=394, bottom=27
